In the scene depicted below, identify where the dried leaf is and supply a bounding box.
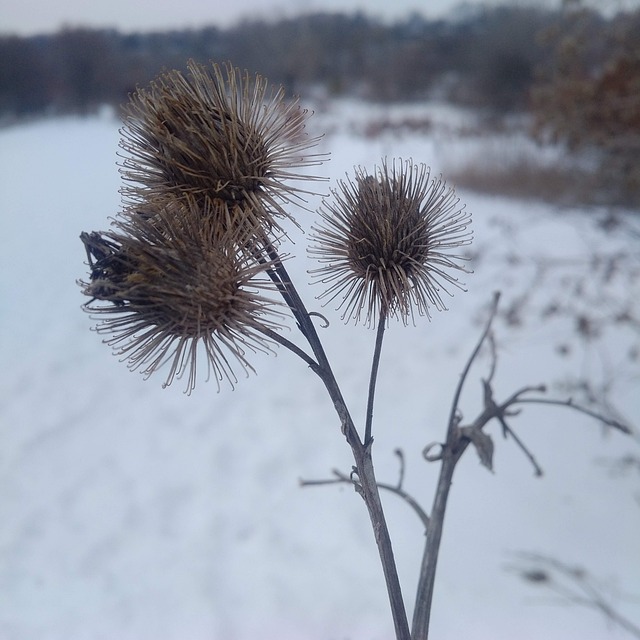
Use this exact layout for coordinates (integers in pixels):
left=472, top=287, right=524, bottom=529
left=460, top=426, right=494, bottom=472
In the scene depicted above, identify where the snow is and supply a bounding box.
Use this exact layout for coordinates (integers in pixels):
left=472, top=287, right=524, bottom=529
left=1, top=101, right=639, bottom=640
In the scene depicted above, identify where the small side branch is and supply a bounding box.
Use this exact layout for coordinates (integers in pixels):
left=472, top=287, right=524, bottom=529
left=481, top=379, right=544, bottom=476
left=257, top=326, right=322, bottom=375
left=447, top=292, right=501, bottom=434
left=510, top=397, right=632, bottom=434
left=495, top=411, right=544, bottom=477
left=509, top=552, right=640, bottom=639
left=376, top=480, right=431, bottom=531
left=300, top=457, right=430, bottom=531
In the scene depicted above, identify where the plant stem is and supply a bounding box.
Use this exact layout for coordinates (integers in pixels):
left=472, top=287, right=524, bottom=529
left=511, top=397, right=631, bottom=433
left=267, top=249, right=411, bottom=640
left=411, top=293, right=501, bottom=638
left=365, top=308, right=387, bottom=446
left=355, top=449, right=411, bottom=640
left=410, top=447, right=463, bottom=638
left=257, top=326, right=321, bottom=375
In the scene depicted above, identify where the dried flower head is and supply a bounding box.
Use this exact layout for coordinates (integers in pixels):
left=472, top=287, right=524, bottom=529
left=120, top=60, right=323, bottom=233
left=80, top=197, right=283, bottom=393
left=309, top=159, right=472, bottom=325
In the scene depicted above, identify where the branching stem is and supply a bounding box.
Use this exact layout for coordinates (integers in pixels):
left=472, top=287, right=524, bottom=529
left=265, top=243, right=410, bottom=640
left=262, top=245, right=632, bottom=640
left=411, top=292, right=501, bottom=639
left=301, top=454, right=431, bottom=532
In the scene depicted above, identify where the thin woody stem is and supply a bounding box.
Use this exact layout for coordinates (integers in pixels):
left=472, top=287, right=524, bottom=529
left=447, top=291, right=501, bottom=434
left=365, top=308, right=388, bottom=446
left=257, top=325, right=321, bottom=375
left=495, top=413, right=544, bottom=476
left=264, top=242, right=410, bottom=640
left=509, top=397, right=631, bottom=434
left=411, top=292, right=501, bottom=639
left=412, top=452, right=461, bottom=639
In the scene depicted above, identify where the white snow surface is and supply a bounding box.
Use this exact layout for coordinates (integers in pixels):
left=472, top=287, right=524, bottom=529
left=1, top=100, right=639, bottom=640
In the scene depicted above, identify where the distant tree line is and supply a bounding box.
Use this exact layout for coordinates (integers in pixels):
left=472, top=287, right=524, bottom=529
left=2, top=3, right=638, bottom=204
left=0, top=6, right=554, bottom=119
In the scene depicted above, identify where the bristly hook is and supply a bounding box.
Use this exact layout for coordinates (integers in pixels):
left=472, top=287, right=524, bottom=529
left=308, top=311, right=330, bottom=328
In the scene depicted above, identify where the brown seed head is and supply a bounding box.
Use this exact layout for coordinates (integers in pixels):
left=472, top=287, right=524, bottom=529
left=80, top=197, right=283, bottom=393
left=309, top=159, right=472, bottom=325
left=120, top=60, right=323, bottom=234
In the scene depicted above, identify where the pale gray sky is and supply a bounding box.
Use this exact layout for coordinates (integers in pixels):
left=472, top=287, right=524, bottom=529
left=1, top=0, right=538, bottom=35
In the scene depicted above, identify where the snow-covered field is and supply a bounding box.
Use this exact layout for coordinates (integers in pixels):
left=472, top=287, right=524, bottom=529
left=1, top=100, right=639, bottom=640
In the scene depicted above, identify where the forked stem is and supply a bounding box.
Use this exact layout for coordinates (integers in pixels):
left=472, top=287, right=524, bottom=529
left=411, top=293, right=501, bottom=638
left=265, top=246, right=410, bottom=640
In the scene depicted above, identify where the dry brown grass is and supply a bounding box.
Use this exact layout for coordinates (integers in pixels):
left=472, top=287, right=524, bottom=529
left=447, top=158, right=605, bottom=206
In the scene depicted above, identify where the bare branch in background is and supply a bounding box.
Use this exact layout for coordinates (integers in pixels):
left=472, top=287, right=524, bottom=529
left=508, top=552, right=640, bottom=639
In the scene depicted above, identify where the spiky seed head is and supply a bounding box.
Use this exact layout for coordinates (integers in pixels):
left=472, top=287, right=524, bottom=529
left=309, top=158, right=472, bottom=325
left=120, top=60, right=324, bottom=235
left=80, top=197, right=284, bottom=393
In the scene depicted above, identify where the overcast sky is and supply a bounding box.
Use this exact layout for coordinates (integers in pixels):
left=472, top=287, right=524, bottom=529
left=2, top=0, right=531, bottom=35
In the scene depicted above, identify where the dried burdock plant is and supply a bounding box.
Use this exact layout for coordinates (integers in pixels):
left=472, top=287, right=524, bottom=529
left=120, top=60, right=324, bottom=235
left=80, top=197, right=284, bottom=393
left=79, top=61, right=634, bottom=640
left=309, top=159, right=472, bottom=326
